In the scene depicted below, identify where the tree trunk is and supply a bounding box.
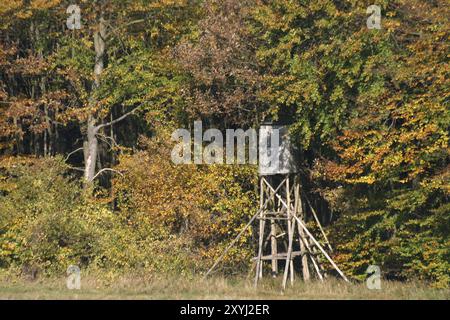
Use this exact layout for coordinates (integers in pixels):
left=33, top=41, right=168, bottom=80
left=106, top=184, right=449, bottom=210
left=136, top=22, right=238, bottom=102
left=83, top=14, right=106, bottom=185
left=83, top=117, right=98, bottom=183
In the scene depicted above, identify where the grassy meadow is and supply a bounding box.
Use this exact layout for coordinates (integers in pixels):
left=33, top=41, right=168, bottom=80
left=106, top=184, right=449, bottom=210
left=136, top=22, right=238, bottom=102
left=0, top=275, right=448, bottom=300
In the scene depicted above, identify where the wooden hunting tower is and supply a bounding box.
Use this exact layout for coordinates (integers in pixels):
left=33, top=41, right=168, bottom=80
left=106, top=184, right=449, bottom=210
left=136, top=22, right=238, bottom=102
left=255, top=121, right=348, bottom=289
left=205, top=121, right=348, bottom=290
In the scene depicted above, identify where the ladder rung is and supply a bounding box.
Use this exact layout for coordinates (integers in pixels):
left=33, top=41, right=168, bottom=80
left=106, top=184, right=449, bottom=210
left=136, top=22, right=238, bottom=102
left=252, top=251, right=304, bottom=261
left=257, top=217, right=289, bottom=221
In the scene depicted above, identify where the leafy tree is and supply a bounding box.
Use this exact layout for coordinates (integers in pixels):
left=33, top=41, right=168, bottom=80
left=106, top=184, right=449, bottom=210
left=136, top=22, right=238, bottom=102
left=175, top=0, right=263, bottom=127
left=251, top=0, right=449, bottom=286
left=0, top=0, right=200, bottom=185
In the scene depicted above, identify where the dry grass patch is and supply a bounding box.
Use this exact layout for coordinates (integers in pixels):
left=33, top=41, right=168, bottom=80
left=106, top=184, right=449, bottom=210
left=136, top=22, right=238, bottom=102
left=0, top=274, right=448, bottom=300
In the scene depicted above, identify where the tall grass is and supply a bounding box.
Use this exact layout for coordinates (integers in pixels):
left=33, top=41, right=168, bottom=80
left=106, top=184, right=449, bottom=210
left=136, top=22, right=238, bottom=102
left=0, top=274, right=448, bottom=300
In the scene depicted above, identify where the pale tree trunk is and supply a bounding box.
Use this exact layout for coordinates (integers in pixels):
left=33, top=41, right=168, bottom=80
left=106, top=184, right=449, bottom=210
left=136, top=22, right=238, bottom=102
left=80, top=11, right=143, bottom=186
left=84, top=117, right=99, bottom=183
left=83, top=15, right=106, bottom=185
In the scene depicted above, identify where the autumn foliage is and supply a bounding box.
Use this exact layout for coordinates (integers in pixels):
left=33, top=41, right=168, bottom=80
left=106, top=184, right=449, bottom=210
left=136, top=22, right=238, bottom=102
left=0, top=0, right=448, bottom=287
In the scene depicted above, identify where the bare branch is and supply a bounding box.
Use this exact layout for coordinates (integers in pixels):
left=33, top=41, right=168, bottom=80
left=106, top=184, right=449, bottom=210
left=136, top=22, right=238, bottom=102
left=96, top=132, right=117, bottom=149
left=91, top=168, right=124, bottom=181
left=67, top=166, right=85, bottom=172
left=64, top=148, right=84, bottom=162
left=95, top=102, right=146, bottom=132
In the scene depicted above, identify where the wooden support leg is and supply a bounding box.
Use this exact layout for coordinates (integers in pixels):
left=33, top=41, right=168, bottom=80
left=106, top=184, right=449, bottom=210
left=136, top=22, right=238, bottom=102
left=254, top=215, right=266, bottom=286
left=255, top=178, right=266, bottom=287
left=282, top=177, right=294, bottom=290
left=299, top=232, right=323, bottom=281
left=282, top=216, right=295, bottom=290
left=297, top=222, right=311, bottom=281
left=289, top=245, right=295, bottom=284
left=295, top=179, right=310, bottom=282
left=270, top=220, right=278, bottom=277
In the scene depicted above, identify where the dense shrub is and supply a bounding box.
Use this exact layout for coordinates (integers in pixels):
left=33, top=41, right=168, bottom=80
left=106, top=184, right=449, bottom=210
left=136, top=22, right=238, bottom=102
left=0, top=157, right=121, bottom=275
left=326, top=182, right=450, bottom=288
left=113, top=135, right=258, bottom=274
left=0, top=145, right=258, bottom=278
left=0, top=156, right=195, bottom=277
